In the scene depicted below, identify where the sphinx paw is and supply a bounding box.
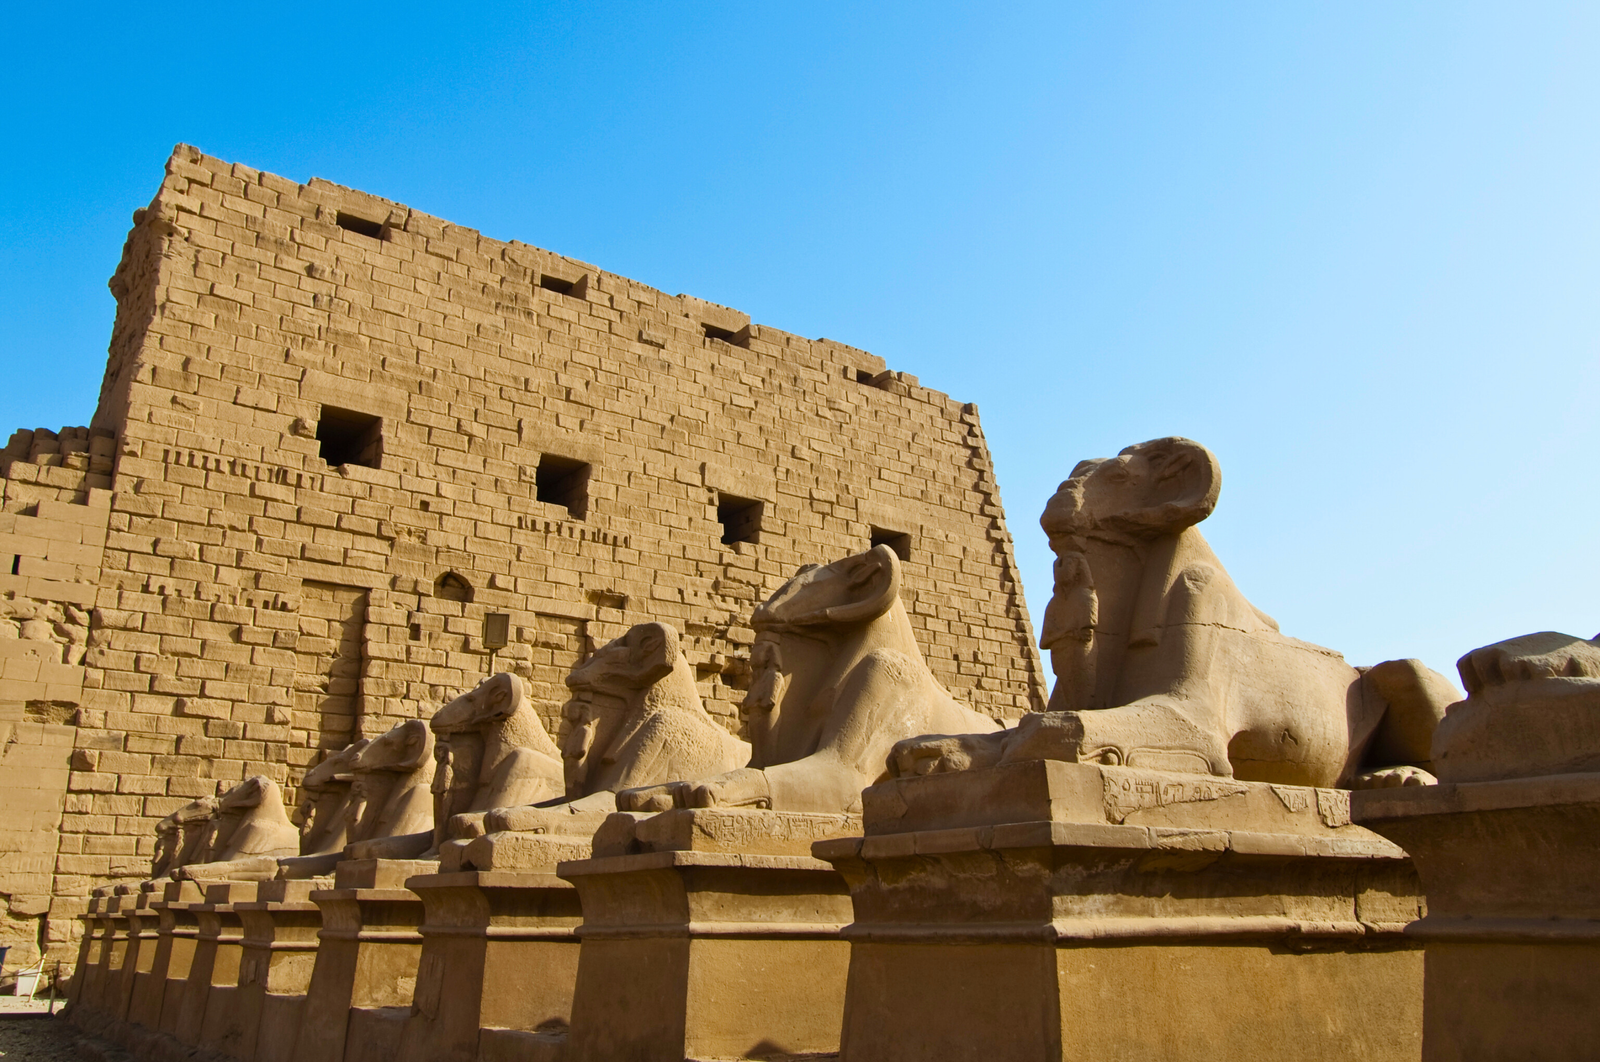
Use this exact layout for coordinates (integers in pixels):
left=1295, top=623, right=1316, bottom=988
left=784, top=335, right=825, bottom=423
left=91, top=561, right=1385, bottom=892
left=616, top=782, right=685, bottom=813
left=999, top=712, right=1092, bottom=764
left=1352, top=765, right=1437, bottom=789
left=889, top=732, right=1008, bottom=778
left=485, top=806, right=544, bottom=833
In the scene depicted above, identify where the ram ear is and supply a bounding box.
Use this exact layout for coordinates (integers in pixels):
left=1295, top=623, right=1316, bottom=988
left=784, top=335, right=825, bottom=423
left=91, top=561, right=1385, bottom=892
left=822, top=545, right=902, bottom=626
left=482, top=672, right=526, bottom=721
left=1109, top=437, right=1221, bottom=536
left=627, top=622, right=679, bottom=684
left=395, top=719, right=434, bottom=772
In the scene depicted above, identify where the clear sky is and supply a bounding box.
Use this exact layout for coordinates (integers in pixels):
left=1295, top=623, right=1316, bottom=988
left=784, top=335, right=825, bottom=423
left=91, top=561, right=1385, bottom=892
left=3, top=2, right=1596, bottom=686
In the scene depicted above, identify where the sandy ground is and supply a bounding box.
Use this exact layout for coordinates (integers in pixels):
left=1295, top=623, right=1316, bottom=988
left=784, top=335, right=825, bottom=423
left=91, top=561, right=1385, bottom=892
left=0, top=1016, right=82, bottom=1062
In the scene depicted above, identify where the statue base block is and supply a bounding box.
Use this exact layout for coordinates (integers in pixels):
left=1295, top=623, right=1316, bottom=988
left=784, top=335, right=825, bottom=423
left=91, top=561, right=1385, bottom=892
left=225, top=878, right=328, bottom=1062
left=106, top=886, right=158, bottom=1027
left=152, top=879, right=204, bottom=1037
left=444, top=830, right=595, bottom=872
left=121, top=884, right=173, bottom=1035
left=178, top=880, right=257, bottom=1051
left=293, top=859, right=434, bottom=1062
left=817, top=761, right=1425, bottom=1062
left=73, top=888, right=133, bottom=1027
left=557, top=808, right=859, bottom=1062
left=396, top=868, right=583, bottom=1062
left=1354, top=772, right=1600, bottom=1060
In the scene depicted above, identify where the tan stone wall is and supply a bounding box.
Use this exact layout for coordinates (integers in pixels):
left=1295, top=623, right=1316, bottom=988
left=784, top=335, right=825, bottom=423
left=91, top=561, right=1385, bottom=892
left=0, top=432, right=113, bottom=963
left=0, top=704, right=74, bottom=968
left=0, top=145, right=1046, bottom=958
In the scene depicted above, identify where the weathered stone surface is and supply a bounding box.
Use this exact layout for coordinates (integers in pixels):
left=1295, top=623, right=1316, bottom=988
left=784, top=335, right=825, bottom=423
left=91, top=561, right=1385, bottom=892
left=426, top=672, right=565, bottom=851
left=823, top=761, right=1424, bottom=1062
left=558, top=809, right=857, bottom=1062
left=455, top=622, right=751, bottom=871
left=177, top=776, right=301, bottom=882
left=397, top=869, right=582, bottom=1062
left=1432, top=629, right=1600, bottom=782
left=291, top=861, right=432, bottom=1062
left=1354, top=629, right=1600, bottom=1060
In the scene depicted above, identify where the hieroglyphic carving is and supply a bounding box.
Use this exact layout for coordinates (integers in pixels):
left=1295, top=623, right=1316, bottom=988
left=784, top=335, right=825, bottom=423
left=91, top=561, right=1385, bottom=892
left=1101, top=771, right=1250, bottom=825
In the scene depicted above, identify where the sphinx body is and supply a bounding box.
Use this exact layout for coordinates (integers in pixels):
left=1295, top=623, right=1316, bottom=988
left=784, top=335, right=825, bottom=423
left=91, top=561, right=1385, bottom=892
left=149, top=795, right=217, bottom=879
left=481, top=622, right=751, bottom=842
left=619, top=546, right=1000, bottom=815
left=428, top=672, right=566, bottom=847
left=892, top=438, right=1459, bottom=789
left=340, top=718, right=438, bottom=860
left=297, top=739, right=367, bottom=855
left=176, top=777, right=300, bottom=881
left=1431, top=630, right=1600, bottom=782
left=274, top=738, right=369, bottom=878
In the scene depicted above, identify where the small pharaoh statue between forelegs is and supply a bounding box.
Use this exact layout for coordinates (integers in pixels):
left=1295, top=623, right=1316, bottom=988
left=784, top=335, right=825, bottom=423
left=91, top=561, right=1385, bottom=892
left=1038, top=549, right=1098, bottom=712
left=430, top=740, right=454, bottom=853
left=740, top=637, right=786, bottom=772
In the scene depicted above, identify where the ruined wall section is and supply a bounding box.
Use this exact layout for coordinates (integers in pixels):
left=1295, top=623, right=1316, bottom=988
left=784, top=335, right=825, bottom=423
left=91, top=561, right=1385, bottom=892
left=49, top=145, right=1044, bottom=922
left=0, top=429, right=114, bottom=964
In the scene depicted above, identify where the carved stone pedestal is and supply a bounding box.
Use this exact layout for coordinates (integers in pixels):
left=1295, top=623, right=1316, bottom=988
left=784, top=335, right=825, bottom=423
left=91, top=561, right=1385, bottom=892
left=140, top=879, right=204, bottom=1037
left=111, top=885, right=162, bottom=1025
left=816, top=761, right=1425, bottom=1062
left=293, top=858, right=433, bottom=1062
left=398, top=855, right=587, bottom=1062
left=176, top=880, right=258, bottom=1050
left=218, top=877, right=329, bottom=1062
left=1354, top=773, right=1600, bottom=1060
left=557, top=809, right=859, bottom=1062
left=74, top=886, right=133, bottom=1025
left=67, top=889, right=116, bottom=1019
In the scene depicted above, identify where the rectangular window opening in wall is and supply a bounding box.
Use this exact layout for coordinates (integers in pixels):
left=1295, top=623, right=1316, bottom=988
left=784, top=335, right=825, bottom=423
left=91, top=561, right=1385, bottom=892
left=536, top=454, right=591, bottom=519
left=870, top=527, right=913, bottom=561
left=703, top=323, right=750, bottom=348
left=718, top=494, right=764, bottom=546
left=316, top=406, right=383, bottom=469
left=854, top=368, right=892, bottom=390
left=335, top=212, right=385, bottom=240
left=539, top=273, right=587, bottom=298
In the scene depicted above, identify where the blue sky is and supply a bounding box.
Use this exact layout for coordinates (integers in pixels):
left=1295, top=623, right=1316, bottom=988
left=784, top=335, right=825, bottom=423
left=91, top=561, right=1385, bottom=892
left=3, top=2, right=1596, bottom=684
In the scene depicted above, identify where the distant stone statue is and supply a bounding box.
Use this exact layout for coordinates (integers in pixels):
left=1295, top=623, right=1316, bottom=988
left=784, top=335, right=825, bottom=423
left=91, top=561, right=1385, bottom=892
left=341, top=718, right=438, bottom=860
left=484, top=622, right=750, bottom=837
left=149, top=795, right=217, bottom=879
left=429, top=673, right=566, bottom=842
left=1432, top=630, right=1600, bottom=782
left=619, top=546, right=1000, bottom=815
left=275, top=739, right=369, bottom=878
left=890, top=437, right=1459, bottom=789
left=177, top=777, right=300, bottom=881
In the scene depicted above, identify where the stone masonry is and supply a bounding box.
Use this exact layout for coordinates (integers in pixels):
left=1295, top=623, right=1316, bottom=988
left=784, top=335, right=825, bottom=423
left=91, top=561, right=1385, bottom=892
left=0, top=144, right=1046, bottom=968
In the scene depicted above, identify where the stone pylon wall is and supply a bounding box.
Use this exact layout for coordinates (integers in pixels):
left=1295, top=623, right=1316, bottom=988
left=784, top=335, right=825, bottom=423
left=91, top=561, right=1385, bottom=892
left=0, top=144, right=1047, bottom=962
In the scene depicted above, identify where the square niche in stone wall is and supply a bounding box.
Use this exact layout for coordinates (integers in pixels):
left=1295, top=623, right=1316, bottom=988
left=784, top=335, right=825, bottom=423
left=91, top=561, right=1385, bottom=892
left=536, top=454, right=591, bottom=519
left=870, top=526, right=912, bottom=561
left=718, top=494, right=765, bottom=546
left=316, top=406, right=383, bottom=469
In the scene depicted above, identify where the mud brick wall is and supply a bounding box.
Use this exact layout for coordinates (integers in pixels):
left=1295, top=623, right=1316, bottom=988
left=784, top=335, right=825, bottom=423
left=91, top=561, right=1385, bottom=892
left=0, top=145, right=1047, bottom=960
